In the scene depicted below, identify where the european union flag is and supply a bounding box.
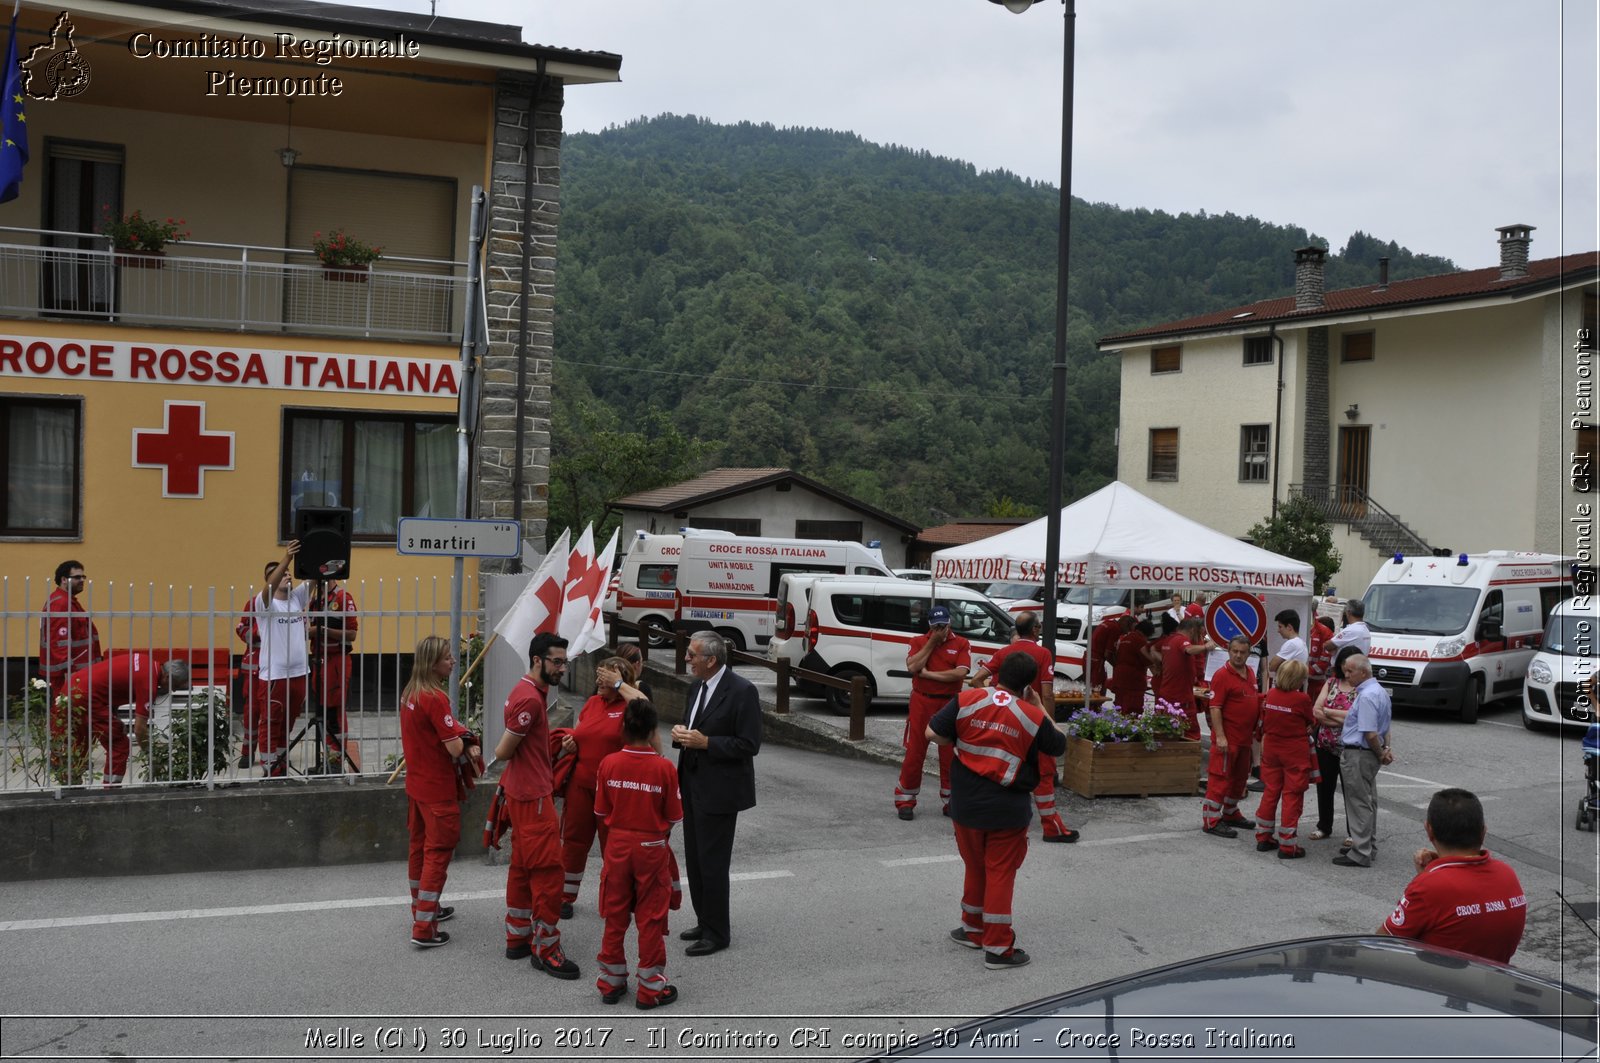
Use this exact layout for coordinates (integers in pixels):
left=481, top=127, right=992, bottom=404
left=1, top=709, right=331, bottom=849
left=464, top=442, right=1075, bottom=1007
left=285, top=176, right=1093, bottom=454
left=1, top=11, right=28, bottom=204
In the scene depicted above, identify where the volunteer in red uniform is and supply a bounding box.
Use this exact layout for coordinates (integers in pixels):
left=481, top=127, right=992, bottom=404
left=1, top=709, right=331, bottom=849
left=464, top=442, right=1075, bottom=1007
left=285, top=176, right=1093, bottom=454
left=1252, top=660, right=1316, bottom=858
left=234, top=580, right=267, bottom=768
left=398, top=635, right=476, bottom=948
left=310, top=579, right=361, bottom=772
left=59, top=653, right=186, bottom=786
left=559, top=655, right=635, bottom=916
left=1201, top=635, right=1260, bottom=837
left=593, top=699, right=684, bottom=1010
left=1087, top=612, right=1133, bottom=692
left=1110, top=618, right=1159, bottom=716
left=39, top=560, right=101, bottom=698
left=896, top=605, right=970, bottom=820
left=927, top=653, right=1065, bottom=970
left=1306, top=616, right=1334, bottom=702
left=257, top=541, right=312, bottom=777
left=968, top=613, right=1078, bottom=844
left=1155, top=616, right=1211, bottom=740
left=1381, top=788, right=1526, bottom=963
left=494, top=632, right=579, bottom=979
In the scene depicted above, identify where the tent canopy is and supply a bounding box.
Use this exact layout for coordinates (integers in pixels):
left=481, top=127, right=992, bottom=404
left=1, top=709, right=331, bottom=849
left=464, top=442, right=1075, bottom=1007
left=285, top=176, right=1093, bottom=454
left=930, top=481, right=1313, bottom=594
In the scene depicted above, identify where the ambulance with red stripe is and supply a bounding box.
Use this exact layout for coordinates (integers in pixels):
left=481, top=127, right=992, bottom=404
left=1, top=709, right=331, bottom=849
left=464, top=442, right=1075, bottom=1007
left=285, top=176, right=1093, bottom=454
left=788, top=575, right=1085, bottom=713
left=1360, top=551, right=1577, bottom=723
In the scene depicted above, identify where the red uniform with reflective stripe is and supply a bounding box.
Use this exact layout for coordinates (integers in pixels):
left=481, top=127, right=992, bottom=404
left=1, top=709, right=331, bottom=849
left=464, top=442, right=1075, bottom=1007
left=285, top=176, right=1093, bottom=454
left=1088, top=617, right=1123, bottom=689
left=594, top=745, right=683, bottom=1005
left=1383, top=851, right=1526, bottom=964
left=311, top=584, right=358, bottom=707
left=68, top=652, right=161, bottom=718
left=40, top=587, right=101, bottom=694
left=953, top=687, right=1045, bottom=788
left=400, top=687, right=470, bottom=804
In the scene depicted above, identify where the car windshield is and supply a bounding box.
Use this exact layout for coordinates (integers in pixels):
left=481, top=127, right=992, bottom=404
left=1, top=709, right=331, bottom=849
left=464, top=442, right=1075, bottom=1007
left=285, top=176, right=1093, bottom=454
left=1362, top=585, right=1480, bottom=636
left=986, top=582, right=1043, bottom=602
left=1543, top=614, right=1600, bottom=656
left=1063, top=586, right=1127, bottom=607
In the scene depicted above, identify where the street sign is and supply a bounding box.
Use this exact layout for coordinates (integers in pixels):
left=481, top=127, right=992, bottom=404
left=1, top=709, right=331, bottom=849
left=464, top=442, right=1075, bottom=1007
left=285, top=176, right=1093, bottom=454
left=397, top=517, right=521, bottom=558
left=1207, top=591, right=1267, bottom=647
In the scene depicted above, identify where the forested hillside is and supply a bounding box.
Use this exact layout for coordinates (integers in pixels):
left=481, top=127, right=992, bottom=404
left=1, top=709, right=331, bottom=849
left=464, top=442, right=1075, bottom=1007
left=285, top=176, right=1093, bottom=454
left=550, top=114, right=1455, bottom=531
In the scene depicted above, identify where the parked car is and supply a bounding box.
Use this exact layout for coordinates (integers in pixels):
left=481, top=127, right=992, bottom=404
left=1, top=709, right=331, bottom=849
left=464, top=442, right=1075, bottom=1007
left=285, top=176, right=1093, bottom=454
left=1523, top=595, right=1600, bottom=732
left=857, top=935, right=1598, bottom=1061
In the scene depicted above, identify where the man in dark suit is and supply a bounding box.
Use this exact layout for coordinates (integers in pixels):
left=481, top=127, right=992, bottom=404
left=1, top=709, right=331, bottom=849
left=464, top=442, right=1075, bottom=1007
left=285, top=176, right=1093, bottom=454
left=670, top=631, right=762, bottom=956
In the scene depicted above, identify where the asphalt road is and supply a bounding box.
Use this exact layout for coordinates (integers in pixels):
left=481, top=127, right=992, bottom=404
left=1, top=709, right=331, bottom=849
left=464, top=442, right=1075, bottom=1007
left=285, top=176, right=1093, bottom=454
left=1, top=678, right=1595, bottom=1062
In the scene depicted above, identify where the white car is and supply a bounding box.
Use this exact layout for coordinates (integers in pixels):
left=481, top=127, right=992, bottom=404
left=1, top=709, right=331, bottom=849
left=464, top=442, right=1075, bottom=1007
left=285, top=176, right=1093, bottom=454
left=1522, top=595, right=1599, bottom=732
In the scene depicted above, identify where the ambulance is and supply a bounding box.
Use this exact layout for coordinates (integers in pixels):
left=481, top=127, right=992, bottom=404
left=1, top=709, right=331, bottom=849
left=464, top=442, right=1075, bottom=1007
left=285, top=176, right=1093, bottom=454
left=1360, top=551, right=1577, bottom=723
left=1521, top=596, right=1600, bottom=732
left=610, top=530, right=727, bottom=645
left=673, top=532, right=892, bottom=650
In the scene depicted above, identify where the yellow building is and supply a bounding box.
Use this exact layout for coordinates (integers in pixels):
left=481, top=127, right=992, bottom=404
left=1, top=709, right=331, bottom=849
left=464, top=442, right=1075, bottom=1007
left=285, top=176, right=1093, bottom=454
left=0, top=0, right=618, bottom=658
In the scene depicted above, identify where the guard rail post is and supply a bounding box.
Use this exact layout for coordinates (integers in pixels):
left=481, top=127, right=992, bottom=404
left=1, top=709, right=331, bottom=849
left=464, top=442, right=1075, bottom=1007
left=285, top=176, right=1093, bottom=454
left=848, top=676, right=867, bottom=741
left=775, top=658, right=790, bottom=715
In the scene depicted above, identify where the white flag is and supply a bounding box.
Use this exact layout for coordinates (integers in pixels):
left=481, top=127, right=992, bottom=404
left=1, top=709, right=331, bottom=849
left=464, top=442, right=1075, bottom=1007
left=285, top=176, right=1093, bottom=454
left=493, top=527, right=570, bottom=670
left=558, top=524, right=598, bottom=645
left=570, top=527, right=620, bottom=657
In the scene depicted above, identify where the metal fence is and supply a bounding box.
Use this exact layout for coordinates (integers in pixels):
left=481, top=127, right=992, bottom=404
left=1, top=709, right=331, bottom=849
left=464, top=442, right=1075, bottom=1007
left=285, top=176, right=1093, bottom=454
left=0, top=227, right=466, bottom=343
left=0, top=575, right=483, bottom=795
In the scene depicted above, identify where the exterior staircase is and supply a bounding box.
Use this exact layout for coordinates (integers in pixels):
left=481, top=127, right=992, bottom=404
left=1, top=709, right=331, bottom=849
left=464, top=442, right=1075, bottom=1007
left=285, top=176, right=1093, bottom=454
left=1289, top=484, right=1433, bottom=558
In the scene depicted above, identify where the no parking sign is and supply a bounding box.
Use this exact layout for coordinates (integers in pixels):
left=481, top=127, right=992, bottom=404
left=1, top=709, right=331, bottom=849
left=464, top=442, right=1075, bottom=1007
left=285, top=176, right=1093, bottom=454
left=1207, top=591, right=1267, bottom=647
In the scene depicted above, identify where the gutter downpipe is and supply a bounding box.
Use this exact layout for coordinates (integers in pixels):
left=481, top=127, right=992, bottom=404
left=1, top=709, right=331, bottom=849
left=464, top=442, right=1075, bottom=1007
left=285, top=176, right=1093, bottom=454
left=1270, top=325, right=1285, bottom=520
left=511, top=59, right=549, bottom=572
left=449, top=185, right=486, bottom=712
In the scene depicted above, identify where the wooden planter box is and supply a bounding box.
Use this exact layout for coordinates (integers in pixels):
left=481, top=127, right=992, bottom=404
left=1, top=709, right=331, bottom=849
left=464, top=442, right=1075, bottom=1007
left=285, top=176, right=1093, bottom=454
left=1060, top=735, right=1202, bottom=798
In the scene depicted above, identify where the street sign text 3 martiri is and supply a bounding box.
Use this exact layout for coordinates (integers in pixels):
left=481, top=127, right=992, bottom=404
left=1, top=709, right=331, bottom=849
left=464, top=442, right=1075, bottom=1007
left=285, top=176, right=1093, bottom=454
left=397, top=517, right=521, bottom=558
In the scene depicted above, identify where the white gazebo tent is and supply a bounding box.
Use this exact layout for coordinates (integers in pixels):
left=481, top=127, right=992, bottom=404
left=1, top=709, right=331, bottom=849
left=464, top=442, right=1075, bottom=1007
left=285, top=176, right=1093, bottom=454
left=931, top=481, right=1316, bottom=684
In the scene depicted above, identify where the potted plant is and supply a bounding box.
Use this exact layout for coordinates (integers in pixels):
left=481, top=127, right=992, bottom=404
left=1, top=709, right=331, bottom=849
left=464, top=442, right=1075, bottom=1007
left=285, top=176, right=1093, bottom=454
left=101, top=206, right=189, bottom=266
left=312, top=228, right=383, bottom=281
left=1058, top=697, right=1202, bottom=798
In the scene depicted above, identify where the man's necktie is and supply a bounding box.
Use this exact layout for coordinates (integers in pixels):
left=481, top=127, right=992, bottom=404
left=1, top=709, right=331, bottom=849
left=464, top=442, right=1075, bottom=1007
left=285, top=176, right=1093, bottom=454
left=689, top=683, right=708, bottom=729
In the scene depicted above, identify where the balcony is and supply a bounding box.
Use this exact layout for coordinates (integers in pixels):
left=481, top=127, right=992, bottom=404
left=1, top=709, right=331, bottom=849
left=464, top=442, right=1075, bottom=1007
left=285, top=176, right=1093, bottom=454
left=0, top=227, right=468, bottom=345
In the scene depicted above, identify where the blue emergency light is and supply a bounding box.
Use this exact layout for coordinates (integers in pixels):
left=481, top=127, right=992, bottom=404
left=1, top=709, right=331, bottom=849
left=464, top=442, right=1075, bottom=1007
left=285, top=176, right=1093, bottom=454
left=1457, top=553, right=1469, bottom=566
left=1392, top=553, right=1404, bottom=564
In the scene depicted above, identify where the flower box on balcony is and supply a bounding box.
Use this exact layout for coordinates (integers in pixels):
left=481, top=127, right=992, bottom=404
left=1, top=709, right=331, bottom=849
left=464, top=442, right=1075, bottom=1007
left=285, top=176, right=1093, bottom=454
left=322, top=267, right=369, bottom=283
left=117, top=250, right=165, bottom=269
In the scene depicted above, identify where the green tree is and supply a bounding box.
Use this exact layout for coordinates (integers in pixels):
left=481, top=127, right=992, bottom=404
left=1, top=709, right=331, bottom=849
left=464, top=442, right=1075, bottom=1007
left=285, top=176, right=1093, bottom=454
left=1245, top=495, right=1343, bottom=593
left=549, top=401, right=709, bottom=545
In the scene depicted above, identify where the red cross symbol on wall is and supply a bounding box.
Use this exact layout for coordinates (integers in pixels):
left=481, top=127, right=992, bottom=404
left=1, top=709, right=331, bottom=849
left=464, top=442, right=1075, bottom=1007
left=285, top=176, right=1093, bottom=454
left=132, top=401, right=235, bottom=498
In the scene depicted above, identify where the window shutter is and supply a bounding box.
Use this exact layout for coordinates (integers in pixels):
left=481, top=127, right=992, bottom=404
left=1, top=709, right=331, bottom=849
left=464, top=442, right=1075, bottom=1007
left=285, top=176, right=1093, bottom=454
left=1149, top=428, right=1179, bottom=481
left=288, top=169, right=455, bottom=260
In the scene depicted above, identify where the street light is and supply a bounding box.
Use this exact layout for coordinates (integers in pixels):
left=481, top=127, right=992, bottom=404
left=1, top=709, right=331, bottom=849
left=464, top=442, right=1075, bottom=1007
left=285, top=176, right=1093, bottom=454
left=986, top=0, right=1075, bottom=657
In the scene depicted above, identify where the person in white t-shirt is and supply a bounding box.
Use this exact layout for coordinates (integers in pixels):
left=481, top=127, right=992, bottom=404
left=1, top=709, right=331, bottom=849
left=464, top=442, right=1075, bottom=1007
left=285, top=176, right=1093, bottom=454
left=1328, top=599, right=1373, bottom=657
left=256, top=539, right=312, bottom=777
left=1268, top=610, right=1310, bottom=688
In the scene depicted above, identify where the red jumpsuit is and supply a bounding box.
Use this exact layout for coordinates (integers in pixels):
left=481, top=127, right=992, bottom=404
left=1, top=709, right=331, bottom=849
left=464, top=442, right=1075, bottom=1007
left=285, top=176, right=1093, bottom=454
left=399, top=686, right=470, bottom=942
left=235, top=601, right=263, bottom=765
left=59, top=653, right=161, bottom=785
left=982, top=639, right=1069, bottom=840
left=593, top=745, right=683, bottom=1006
left=1087, top=617, right=1124, bottom=691
left=1201, top=663, right=1259, bottom=829
left=560, top=692, right=627, bottom=906
left=1253, top=687, right=1316, bottom=853
left=896, top=630, right=970, bottom=813
left=1155, top=634, right=1200, bottom=739
left=1109, top=628, right=1152, bottom=716
left=39, top=586, right=101, bottom=699
left=1307, top=622, right=1333, bottom=702
left=501, top=676, right=567, bottom=965
left=310, top=583, right=359, bottom=765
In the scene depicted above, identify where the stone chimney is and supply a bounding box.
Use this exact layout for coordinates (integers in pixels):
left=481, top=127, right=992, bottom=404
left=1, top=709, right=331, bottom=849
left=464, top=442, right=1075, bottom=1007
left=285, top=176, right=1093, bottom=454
left=1294, top=246, right=1327, bottom=310
left=1496, top=224, right=1534, bottom=279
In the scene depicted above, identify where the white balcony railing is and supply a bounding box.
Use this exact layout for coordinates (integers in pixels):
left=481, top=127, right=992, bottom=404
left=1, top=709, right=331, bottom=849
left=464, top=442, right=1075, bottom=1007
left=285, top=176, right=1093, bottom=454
left=0, top=227, right=467, bottom=343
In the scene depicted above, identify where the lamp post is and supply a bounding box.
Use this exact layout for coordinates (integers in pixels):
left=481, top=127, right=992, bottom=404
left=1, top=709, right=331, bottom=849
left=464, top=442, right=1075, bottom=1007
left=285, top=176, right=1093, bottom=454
left=986, top=0, right=1075, bottom=655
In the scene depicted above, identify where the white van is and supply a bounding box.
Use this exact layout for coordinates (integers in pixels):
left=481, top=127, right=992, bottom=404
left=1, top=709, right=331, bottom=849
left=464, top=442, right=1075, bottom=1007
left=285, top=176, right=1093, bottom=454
left=1522, top=596, right=1600, bottom=731
left=673, top=532, right=892, bottom=651
left=612, top=531, right=700, bottom=644
left=768, top=572, right=827, bottom=670
left=985, top=582, right=1176, bottom=642
left=1361, top=551, right=1576, bottom=722
left=796, top=575, right=1084, bottom=713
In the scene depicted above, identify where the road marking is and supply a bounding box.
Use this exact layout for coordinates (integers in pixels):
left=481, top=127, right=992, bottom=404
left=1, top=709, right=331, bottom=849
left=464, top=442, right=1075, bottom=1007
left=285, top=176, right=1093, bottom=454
left=1, top=873, right=803, bottom=934
left=1381, top=769, right=1451, bottom=787
left=882, top=854, right=963, bottom=867
left=1079, top=830, right=1196, bottom=847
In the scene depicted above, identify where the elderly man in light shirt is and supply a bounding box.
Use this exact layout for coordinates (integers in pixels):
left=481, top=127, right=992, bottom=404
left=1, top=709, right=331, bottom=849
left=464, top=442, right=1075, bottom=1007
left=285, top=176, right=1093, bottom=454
left=1328, top=599, right=1372, bottom=657
left=1332, top=653, right=1393, bottom=868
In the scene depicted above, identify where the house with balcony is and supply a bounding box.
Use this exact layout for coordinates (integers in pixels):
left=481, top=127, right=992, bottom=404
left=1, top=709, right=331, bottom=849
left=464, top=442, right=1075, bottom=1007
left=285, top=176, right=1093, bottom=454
left=1099, top=227, right=1598, bottom=592
left=0, top=0, right=619, bottom=614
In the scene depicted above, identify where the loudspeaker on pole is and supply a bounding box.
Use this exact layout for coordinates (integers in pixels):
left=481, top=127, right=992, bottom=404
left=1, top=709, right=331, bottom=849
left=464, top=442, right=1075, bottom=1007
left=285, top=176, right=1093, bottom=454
left=294, top=506, right=353, bottom=580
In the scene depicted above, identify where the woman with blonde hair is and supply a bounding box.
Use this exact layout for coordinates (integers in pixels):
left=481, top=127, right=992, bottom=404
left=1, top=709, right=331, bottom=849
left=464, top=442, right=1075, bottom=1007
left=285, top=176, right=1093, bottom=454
left=558, top=655, right=638, bottom=917
left=399, top=635, right=477, bottom=948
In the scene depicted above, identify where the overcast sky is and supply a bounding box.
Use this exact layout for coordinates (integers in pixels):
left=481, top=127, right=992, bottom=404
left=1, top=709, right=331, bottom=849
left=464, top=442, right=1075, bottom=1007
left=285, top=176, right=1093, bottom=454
left=387, top=0, right=1596, bottom=271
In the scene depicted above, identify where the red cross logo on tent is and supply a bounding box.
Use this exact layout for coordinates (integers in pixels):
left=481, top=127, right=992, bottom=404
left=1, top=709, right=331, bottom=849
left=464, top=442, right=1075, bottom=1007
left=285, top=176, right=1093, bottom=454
left=132, top=401, right=234, bottom=498
left=1103, top=563, right=1119, bottom=582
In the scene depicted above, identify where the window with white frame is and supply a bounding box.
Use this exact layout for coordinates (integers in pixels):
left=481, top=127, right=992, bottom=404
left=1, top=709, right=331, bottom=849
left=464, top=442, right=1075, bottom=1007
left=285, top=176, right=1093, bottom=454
left=281, top=409, right=456, bottom=541
left=1240, top=424, right=1270, bottom=483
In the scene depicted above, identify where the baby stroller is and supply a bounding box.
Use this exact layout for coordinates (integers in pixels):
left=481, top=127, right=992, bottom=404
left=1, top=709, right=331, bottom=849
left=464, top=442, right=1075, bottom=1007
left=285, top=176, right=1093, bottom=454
left=1578, top=723, right=1600, bottom=832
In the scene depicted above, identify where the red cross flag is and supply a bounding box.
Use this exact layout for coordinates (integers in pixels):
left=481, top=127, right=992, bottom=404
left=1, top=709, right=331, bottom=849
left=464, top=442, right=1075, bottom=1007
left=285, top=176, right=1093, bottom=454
left=494, top=527, right=570, bottom=670
left=558, top=524, right=604, bottom=647
left=569, top=528, right=619, bottom=657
